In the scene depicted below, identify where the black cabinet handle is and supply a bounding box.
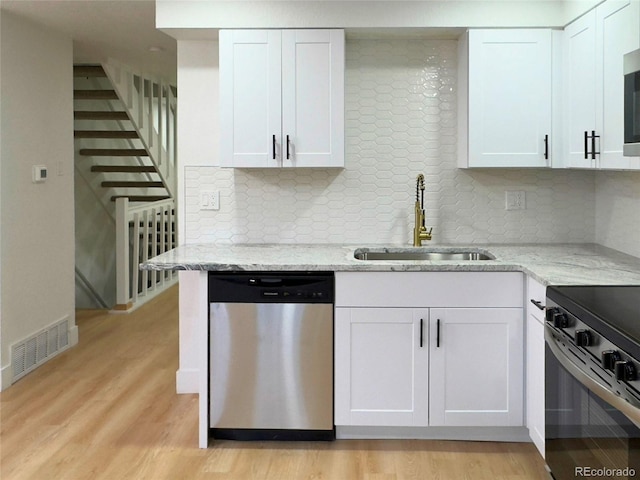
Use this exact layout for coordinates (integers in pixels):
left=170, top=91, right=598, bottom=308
left=272, top=134, right=276, bottom=160
left=530, top=299, right=545, bottom=311
left=544, top=134, right=549, bottom=160
left=436, top=319, right=441, bottom=348
left=584, top=131, right=600, bottom=161
left=590, top=130, right=599, bottom=160
left=420, top=319, right=424, bottom=348
left=584, top=131, right=589, bottom=159
left=286, top=134, right=290, bottom=160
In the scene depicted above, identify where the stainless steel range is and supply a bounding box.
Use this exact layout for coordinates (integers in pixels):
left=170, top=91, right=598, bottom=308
left=545, top=285, right=640, bottom=480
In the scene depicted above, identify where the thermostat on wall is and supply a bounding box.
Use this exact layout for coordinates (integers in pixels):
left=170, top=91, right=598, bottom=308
left=32, top=165, right=48, bottom=183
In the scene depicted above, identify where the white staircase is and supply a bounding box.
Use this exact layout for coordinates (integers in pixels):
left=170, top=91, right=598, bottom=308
left=74, top=61, right=177, bottom=311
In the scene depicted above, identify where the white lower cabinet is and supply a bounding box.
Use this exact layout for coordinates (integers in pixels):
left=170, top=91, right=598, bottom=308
left=526, top=276, right=547, bottom=457
left=429, top=308, right=524, bottom=427
left=334, top=272, right=525, bottom=432
left=334, top=308, right=429, bottom=426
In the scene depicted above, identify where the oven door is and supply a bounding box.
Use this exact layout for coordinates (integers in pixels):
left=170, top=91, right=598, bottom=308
left=545, top=326, right=640, bottom=480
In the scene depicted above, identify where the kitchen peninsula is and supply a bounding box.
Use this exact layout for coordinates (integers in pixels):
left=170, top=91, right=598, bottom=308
left=142, top=243, right=640, bottom=448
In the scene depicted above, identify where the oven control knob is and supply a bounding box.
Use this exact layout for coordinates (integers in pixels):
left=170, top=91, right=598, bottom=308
left=575, top=329, right=593, bottom=347
left=602, top=350, right=622, bottom=370
left=545, top=307, right=560, bottom=323
left=614, top=361, right=637, bottom=382
left=552, top=312, right=570, bottom=329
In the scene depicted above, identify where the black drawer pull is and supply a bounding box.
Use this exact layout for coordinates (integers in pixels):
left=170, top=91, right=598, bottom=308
left=530, top=299, right=545, bottom=311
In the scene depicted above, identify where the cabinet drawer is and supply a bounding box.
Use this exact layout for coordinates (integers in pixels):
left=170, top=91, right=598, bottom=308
left=335, top=272, right=523, bottom=308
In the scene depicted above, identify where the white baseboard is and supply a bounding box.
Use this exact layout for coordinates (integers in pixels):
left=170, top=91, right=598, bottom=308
left=336, top=425, right=531, bottom=442
left=110, top=277, right=179, bottom=314
left=69, top=325, right=79, bottom=347
left=176, top=368, right=199, bottom=394
left=0, top=364, right=12, bottom=392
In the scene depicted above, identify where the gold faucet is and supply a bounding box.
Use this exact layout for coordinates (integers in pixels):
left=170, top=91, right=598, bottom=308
left=413, top=174, right=433, bottom=246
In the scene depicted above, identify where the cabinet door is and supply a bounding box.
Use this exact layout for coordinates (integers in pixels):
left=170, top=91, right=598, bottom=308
left=526, top=277, right=546, bottom=458
left=429, top=308, right=523, bottom=427
left=596, top=0, right=640, bottom=169
left=281, top=30, right=344, bottom=167
left=335, top=308, right=429, bottom=426
left=220, top=30, right=282, bottom=167
left=467, top=30, right=552, bottom=167
left=563, top=10, right=598, bottom=168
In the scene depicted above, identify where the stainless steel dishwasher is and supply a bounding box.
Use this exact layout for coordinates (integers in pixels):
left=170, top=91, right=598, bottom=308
left=208, top=272, right=334, bottom=441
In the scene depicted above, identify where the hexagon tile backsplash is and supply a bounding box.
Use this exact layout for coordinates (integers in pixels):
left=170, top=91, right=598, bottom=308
left=185, top=38, right=598, bottom=246
left=595, top=172, right=640, bottom=258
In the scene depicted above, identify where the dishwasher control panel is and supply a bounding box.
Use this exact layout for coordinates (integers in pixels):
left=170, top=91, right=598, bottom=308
left=209, top=272, right=334, bottom=304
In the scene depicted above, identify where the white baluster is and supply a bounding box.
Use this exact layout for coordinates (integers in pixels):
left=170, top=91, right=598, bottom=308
left=132, top=211, right=140, bottom=303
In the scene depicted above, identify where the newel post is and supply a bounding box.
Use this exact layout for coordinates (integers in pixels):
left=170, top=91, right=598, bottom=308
left=115, top=197, right=131, bottom=310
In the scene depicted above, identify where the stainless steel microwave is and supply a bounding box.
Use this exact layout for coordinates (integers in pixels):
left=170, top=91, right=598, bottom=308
left=624, top=48, right=640, bottom=156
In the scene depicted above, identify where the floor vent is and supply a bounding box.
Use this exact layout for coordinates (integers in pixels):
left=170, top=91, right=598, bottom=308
left=11, top=317, right=70, bottom=381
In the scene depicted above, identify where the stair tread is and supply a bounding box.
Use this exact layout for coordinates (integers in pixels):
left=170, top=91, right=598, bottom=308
left=74, top=90, right=118, bottom=100
left=80, top=148, right=148, bottom=156
left=74, top=130, right=138, bottom=139
left=91, top=165, right=157, bottom=173
left=111, top=195, right=171, bottom=202
left=102, top=181, right=165, bottom=188
left=74, top=111, right=129, bottom=120
left=74, top=65, right=106, bottom=77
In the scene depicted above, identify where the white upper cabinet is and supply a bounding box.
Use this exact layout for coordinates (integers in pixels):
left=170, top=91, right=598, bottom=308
left=281, top=30, right=345, bottom=167
left=220, top=30, right=281, bottom=168
left=459, top=29, right=555, bottom=168
left=220, top=29, right=345, bottom=168
left=563, top=0, right=640, bottom=169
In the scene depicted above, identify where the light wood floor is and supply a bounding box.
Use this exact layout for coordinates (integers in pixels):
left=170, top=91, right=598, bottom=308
left=0, top=286, right=549, bottom=479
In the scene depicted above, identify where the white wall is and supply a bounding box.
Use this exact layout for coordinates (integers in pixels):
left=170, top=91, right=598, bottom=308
left=175, top=40, right=219, bottom=392
left=595, top=172, right=640, bottom=258
left=0, top=9, right=3, bottom=388
left=0, top=12, right=77, bottom=390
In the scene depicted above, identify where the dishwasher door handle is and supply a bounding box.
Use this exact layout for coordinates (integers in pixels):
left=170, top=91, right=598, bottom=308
left=249, top=278, right=284, bottom=287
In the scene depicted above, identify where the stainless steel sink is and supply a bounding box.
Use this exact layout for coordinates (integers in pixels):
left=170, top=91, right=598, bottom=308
left=353, top=249, right=495, bottom=261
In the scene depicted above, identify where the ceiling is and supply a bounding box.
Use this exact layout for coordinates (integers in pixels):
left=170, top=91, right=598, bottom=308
left=1, top=0, right=177, bottom=83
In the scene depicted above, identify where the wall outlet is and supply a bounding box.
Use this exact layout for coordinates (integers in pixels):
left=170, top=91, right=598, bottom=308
left=200, top=190, right=220, bottom=211
left=505, top=191, right=525, bottom=210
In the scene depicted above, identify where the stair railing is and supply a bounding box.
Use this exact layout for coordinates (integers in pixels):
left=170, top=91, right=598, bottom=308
left=102, top=59, right=177, bottom=199
left=115, top=197, right=177, bottom=310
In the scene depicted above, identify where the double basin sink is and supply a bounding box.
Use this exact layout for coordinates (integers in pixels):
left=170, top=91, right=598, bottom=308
left=353, top=248, right=495, bottom=262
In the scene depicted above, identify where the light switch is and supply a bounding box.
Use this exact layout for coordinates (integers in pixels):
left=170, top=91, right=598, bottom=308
left=200, top=190, right=220, bottom=211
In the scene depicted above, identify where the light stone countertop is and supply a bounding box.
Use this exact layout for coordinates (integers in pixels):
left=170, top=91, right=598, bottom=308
left=141, top=243, right=640, bottom=286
